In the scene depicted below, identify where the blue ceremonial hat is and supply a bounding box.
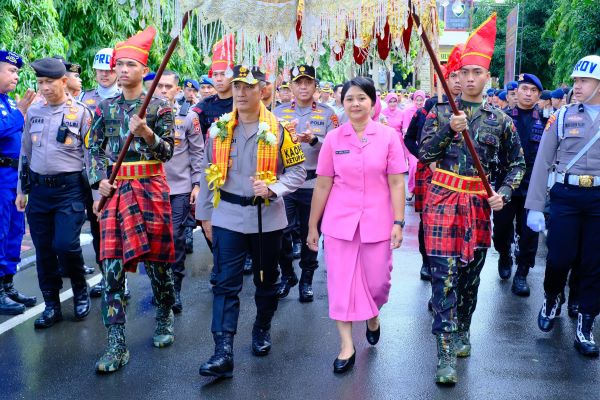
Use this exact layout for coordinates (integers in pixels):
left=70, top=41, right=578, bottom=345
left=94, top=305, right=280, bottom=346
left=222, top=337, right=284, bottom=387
left=143, top=71, right=156, bottom=82
left=486, top=88, right=495, bottom=96
left=0, top=50, right=23, bottom=68
left=518, top=73, right=543, bottom=92
left=551, top=88, right=565, bottom=99
left=200, top=75, right=214, bottom=86
left=498, top=90, right=508, bottom=101
left=494, top=89, right=502, bottom=96
left=506, top=81, right=518, bottom=91
left=563, top=87, right=571, bottom=95
left=183, top=79, right=200, bottom=91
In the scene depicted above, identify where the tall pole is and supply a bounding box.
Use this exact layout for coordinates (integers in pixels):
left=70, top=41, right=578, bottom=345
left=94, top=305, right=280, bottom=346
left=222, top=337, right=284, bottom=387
left=97, top=12, right=191, bottom=211
left=410, top=2, right=493, bottom=197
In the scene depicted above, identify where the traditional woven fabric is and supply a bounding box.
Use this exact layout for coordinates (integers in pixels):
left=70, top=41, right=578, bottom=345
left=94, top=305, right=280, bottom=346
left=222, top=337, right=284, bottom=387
left=206, top=102, right=280, bottom=207
left=116, top=160, right=164, bottom=180
left=100, top=175, right=174, bottom=270
left=422, top=183, right=491, bottom=263
left=414, top=161, right=433, bottom=213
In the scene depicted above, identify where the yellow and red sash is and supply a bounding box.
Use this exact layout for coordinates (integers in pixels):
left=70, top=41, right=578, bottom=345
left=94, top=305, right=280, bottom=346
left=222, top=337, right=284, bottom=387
left=206, top=103, right=280, bottom=207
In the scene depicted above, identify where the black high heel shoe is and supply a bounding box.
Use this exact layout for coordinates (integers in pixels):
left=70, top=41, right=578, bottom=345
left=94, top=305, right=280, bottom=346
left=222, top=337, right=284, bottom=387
left=333, top=348, right=356, bottom=374
left=366, top=321, right=381, bottom=345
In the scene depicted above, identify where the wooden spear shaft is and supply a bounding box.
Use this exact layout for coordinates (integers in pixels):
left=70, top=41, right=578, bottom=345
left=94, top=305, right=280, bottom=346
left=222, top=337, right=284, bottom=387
left=410, top=3, right=493, bottom=197
left=97, top=12, right=191, bottom=210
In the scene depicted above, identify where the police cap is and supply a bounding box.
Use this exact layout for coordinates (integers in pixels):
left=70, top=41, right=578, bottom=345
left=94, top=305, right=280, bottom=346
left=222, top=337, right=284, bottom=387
left=291, top=65, right=316, bottom=81
left=231, top=65, right=265, bottom=85
left=31, top=57, right=66, bottom=79
left=200, top=75, right=214, bottom=86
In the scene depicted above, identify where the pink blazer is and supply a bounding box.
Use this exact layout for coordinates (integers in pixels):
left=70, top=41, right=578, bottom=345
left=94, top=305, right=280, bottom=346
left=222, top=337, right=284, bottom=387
left=317, top=119, right=408, bottom=243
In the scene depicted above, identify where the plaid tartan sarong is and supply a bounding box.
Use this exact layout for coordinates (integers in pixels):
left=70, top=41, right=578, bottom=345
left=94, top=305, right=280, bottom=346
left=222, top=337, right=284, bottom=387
left=422, top=182, right=491, bottom=263
left=100, top=175, right=174, bottom=271
left=414, top=161, right=433, bottom=213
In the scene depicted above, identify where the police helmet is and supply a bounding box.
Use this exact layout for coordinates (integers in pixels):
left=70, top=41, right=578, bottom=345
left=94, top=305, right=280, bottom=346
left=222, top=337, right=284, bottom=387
left=571, top=55, right=600, bottom=80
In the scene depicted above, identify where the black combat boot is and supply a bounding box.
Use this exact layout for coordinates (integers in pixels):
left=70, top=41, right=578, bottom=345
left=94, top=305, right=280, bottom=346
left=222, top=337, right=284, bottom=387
left=420, top=263, right=432, bottom=281
left=538, top=294, right=562, bottom=332
left=568, top=301, right=580, bottom=319
left=172, top=275, right=183, bottom=314
left=96, top=325, right=129, bottom=373
left=3, top=275, right=36, bottom=307
left=0, top=277, right=26, bottom=315
left=276, top=274, right=299, bottom=299
left=199, top=332, right=234, bottom=378
left=435, top=333, right=457, bottom=384
left=252, top=325, right=272, bottom=356
left=34, top=291, right=62, bottom=328
left=299, top=270, right=314, bottom=303
left=574, top=313, right=599, bottom=357
left=72, top=284, right=91, bottom=321
left=89, top=277, right=105, bottom=298
left=511, top=265, right=531, bottom=297
left=498, top=252, right=513, bottom=280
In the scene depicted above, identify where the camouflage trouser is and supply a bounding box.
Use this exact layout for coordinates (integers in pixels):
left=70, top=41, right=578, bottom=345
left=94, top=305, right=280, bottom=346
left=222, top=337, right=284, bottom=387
left=430, top=249, right=487, bottom=335
left=101, top=258, right=175, bottom=327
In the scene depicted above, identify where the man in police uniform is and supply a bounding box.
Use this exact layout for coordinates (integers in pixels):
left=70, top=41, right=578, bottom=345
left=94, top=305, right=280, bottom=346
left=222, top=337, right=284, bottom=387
left=273, top=65, right=339, bottom=301
left=506, top=81, right=518, bottom=110
left=320, top=82, right=335, bottom=107
left=278, top=81, right=293, bottom=104
left=493, top=74, right=546, bottom=295
left=526, top=55, right=600, bottom=357
left=0, top=50, right=37, bottom=315
left=199, top=75, right=216, bottom=99
left=79, top=48, right=120, bottom=110
left=15, top=58, right=92, bottom=328
left=197, top=65, right=306, bottom=378
left=157, top=70, right=204, bottom=313
left=178, top=78, right=200, bottom=108
left=79, top=48, right=122, bottom=298
left=551, top=88, right=566, bottom=110
left=62, top=60, right=82, bottom=98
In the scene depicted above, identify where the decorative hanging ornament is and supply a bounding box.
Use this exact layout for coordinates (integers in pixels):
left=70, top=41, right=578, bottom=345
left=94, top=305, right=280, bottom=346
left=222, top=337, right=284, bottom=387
left=377, top=20, right=391, bottom=60
left=353, top=45, right=368, bottom=65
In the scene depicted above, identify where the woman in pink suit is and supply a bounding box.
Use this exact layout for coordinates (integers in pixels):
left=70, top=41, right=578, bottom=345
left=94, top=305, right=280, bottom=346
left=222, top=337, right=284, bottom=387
left=307, top=77, right=407, bottom=374
left=399, top=90, right=426, bottom=198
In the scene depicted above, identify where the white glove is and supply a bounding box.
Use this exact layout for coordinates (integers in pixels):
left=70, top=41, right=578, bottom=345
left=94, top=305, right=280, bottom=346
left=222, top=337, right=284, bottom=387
left=527, top=210, right=546, bottom=233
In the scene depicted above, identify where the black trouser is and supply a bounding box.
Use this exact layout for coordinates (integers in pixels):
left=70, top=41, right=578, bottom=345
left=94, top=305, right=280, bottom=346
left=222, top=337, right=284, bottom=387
left=170, top=193, right=191, bottom=279
left=544, top=183, right=600, bottom=316
left=278, top=188, right=319, bottom=280
left=211, top=226, right=282, bottom=333
left=418, top=214, right=428, bottom=267
left=84, top=181, right=101, bottom=266
left=492, top=195, right=539, bottom=268
left=26, top=172, right=87, bottom=297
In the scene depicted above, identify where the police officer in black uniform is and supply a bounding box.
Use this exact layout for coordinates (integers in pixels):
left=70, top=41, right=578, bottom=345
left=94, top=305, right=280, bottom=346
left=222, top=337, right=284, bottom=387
left=15, top=58, right=92, bottom=328
left=493, top=74, right=546, bottom=296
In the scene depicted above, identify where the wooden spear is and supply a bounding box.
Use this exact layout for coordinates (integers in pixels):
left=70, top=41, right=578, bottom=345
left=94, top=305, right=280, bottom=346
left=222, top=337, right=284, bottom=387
left=410, top=2, right=493, bottom=197
left=97, top=12, right=191, bottom=210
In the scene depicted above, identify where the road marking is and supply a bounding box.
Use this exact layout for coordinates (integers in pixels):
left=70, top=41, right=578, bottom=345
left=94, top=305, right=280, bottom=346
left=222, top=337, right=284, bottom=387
left=0, top=273, right=102, bottom=336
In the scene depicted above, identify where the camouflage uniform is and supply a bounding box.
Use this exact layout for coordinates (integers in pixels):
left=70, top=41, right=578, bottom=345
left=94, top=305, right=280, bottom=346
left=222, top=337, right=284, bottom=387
left=87, top=93, right=176, bottom=328
left=419, top=98, right=525, bottom=336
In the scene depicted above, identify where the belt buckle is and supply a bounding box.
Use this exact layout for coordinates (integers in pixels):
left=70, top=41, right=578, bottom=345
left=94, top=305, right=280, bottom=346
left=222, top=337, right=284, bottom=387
left=46, top=177, right=58, bottom=187
left=579, top=175, right=593, bottom=188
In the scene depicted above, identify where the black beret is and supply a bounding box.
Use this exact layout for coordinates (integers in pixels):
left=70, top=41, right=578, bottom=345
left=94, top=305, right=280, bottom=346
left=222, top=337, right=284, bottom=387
left=31, top=57, right=66, bottom=79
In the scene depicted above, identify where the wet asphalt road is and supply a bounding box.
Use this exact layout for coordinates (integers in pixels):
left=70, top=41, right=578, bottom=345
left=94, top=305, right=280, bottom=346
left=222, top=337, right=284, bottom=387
left=1, top=207, right=599, bottom=400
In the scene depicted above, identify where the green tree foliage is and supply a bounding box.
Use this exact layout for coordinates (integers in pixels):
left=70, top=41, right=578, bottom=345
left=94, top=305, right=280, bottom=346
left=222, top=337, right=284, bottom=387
left=543, top=0, right=600, bottom=87
left=472, top=0, right=557, bottom=89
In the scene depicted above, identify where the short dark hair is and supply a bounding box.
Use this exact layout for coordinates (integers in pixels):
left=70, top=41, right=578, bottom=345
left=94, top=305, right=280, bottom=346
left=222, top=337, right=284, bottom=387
left=333, top=84, right=343, bottom=93
left=162, top=70, right=180, bottom=84
left=341, top=77, right=376, bottom=106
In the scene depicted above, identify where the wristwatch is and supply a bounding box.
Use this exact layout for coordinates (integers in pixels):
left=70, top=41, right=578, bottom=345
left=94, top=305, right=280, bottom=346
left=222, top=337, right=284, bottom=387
left=309, top=135, right=319, bottom=146
left=394, top=220, right=405, bottom=228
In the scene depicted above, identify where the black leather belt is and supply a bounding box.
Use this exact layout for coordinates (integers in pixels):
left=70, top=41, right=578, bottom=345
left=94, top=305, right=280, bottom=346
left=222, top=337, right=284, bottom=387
left=0, top=156, right=18, bottom=169
left=30, top=171, right=81, bottom=188
left=306, top=170, right=317, bottom=180
left=220, top=190, right=263, bottom=207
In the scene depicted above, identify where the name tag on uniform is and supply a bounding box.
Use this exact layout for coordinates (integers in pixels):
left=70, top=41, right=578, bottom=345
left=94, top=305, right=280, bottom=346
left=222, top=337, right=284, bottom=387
left=335, top=150, right=350, bottom=155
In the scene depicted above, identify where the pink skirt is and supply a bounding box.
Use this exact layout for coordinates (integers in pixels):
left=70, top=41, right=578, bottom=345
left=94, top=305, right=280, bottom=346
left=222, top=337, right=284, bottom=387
left=407, top=153, right=418, bottom=193
left=325, top=229, right=393, bottom=322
